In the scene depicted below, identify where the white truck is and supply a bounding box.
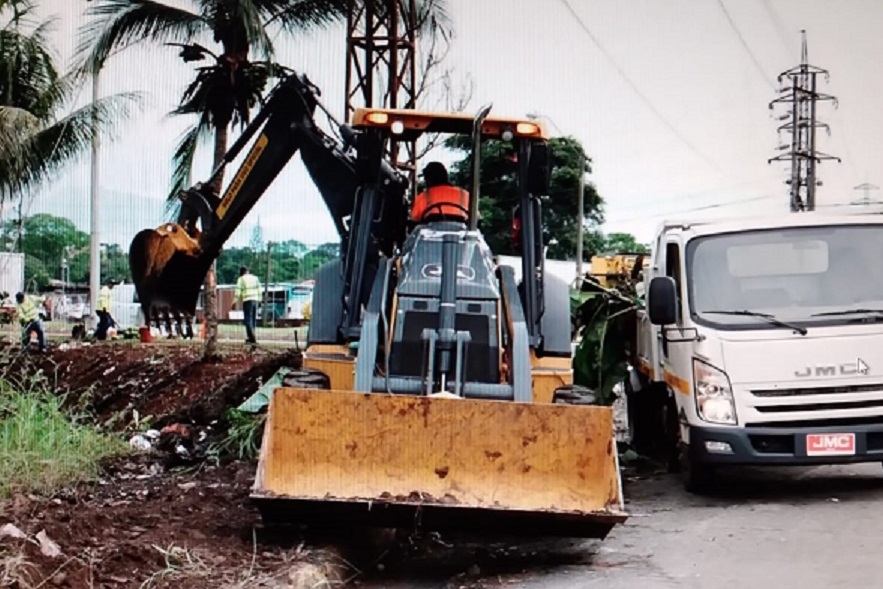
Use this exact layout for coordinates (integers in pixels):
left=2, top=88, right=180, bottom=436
left=628, top=211, right=883, bottom=492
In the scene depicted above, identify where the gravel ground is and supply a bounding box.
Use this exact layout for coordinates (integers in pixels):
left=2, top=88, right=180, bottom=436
left=356, top=462, right=883, bottom=589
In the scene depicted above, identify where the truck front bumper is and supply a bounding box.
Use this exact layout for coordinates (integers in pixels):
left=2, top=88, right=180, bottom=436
left=690, top=423, right=883, bottom=465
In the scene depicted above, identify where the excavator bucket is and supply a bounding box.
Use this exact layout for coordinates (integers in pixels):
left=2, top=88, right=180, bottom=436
left=128, top=222, right=212, bottom=320
left=251, top=388, right=627, bottom=539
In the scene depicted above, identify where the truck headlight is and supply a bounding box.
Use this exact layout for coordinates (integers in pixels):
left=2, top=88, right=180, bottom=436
left=693, top=358, right=737, bottom=425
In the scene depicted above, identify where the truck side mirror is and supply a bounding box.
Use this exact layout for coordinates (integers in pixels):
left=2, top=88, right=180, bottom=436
left=648, top=276, right=677, bottom=325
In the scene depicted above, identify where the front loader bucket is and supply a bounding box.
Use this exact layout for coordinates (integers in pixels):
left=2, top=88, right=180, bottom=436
left=251, top=388, right=627, bottom=539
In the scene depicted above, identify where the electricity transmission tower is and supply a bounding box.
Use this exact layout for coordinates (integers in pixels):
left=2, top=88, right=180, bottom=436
left=768, top=30, right=840, bottom=212
left=852, top=182, right=880, bottom=206
left=345, top=0, right=419, bottom=187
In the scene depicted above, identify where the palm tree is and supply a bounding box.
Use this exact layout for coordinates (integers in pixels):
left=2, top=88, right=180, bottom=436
left=0, top=0, right=138, bottom=244
left=75, top=0, right=452, bottom=361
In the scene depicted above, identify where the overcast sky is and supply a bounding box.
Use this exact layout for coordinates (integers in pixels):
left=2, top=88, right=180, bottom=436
left=18, top=0, right=883, bottom=252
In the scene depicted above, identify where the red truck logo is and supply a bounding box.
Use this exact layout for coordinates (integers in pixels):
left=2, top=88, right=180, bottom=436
left=806, top=433, right=855, bottom=456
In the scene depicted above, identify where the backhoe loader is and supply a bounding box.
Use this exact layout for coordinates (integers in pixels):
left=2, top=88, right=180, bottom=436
left=129, top=71, right=627, bottom=538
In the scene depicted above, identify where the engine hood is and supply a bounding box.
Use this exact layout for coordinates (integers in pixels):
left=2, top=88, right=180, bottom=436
left=716, top=325, right=883, bottom=386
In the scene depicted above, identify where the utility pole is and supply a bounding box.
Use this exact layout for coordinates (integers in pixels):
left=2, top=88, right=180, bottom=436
left=575, top=151, right=586, bottom=278
left=768, top=30, right=840, bottom=212
left=263, top=241, right=272, bottom=327
left=89, top=71, right=101, bottom=327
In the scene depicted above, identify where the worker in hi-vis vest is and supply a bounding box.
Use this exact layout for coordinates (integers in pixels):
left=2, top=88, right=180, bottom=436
left=95, top=279, right=116, bottom=340
left=235, top=266, right=261, bottom=345
left=15, top=292, right=47, bottom=353
left=409, top=161, right=472, bottom=223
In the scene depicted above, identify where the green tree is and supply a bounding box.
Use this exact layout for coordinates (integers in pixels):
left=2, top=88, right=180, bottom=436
left=216, top=245, right=254, bottom=284
left=75, top=0, right=452, bottom=360
left=301, top=242, right=338, bottom=278
left=1, top=213, right=89, bottom=289
left=601, top=232, right=649, bottom=254
left=445, top=134, right=605, bottom=260
left=0, top=0, right=138, bottom=228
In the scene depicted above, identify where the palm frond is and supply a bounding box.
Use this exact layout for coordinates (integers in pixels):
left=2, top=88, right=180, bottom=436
left=166, top=115, right=213, bottom=216
left=73, top=0, right=206, bottom=77
left=260, top=0, right=347, bottom=31
left=0, top=0, right=36, bottom=25
left=0, top=90, right=143, bottom=200
left=0, top=21, right=62, bottom=115
left=170, top=60, right=280, bottom=129
left=0, top=105, right=39, bottom=163
left=230, top=0, right=276, bottom=59
left=415, top=0, right=452, bottom=41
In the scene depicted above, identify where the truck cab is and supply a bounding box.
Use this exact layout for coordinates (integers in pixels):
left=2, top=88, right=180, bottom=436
left=631, top=211, right=883, bottom=492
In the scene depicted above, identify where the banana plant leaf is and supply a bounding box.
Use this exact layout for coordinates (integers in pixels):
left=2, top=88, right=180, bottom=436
left=571, top=279, right=642, bottom=405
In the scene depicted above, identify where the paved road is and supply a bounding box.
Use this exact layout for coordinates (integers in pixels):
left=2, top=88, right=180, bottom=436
left=357, top=463, right=883, bottom=589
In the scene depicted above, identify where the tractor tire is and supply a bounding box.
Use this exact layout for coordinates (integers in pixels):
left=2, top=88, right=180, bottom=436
left=280, top=368, right=331, bottom=390
left=552, top=384, right=599, bottom=405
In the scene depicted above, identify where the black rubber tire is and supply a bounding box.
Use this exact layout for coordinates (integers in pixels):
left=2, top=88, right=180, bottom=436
left=281, top=368, right=331, bottom=390
left=552, top=384, right=598, bottom=405
left=679, top=440, right=716, bottom=494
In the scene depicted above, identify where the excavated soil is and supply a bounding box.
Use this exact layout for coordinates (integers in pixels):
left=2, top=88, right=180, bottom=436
left=4, top=343, right=302, bottom=431
left=0, top=342, right=360, bottom=589
left=0, top=342, right=645, bottom=589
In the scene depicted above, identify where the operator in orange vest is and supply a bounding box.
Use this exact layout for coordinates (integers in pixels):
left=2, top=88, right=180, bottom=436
left=410, top=161, right=471, bottom=223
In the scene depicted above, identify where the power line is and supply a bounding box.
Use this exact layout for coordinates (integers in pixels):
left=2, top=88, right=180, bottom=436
left=557, top=0, right=726, bottom=178
left=715, top=0, right=777, bottom=90
left=606, top=194, right=779, bottom=224
left=759, top=0, right=797, bottom=61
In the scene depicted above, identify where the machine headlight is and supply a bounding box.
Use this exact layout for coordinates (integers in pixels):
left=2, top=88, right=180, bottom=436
left=693, top=358, right=737, bottom=425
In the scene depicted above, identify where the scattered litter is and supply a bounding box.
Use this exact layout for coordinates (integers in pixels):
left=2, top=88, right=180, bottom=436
left=0, top=523, right=27, bottom=541
left=128, top=435, right=153, bottom=451
left=36, top=530, right=62, bottom=558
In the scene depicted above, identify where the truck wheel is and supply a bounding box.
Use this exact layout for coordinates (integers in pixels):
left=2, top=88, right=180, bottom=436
left=664, top=396, right=681, bottom=474
left=679, top=441, right=715, bottom=494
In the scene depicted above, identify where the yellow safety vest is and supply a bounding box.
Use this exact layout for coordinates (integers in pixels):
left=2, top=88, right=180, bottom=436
left=236, top=274, right=262, bottom=302
left=17, top=296, right=40, bottom=324
left=98, top=286, right=112, bottom=312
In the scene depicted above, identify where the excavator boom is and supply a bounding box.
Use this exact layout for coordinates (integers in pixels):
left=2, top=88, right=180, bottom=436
left=129, top=72, right=408, bottom=328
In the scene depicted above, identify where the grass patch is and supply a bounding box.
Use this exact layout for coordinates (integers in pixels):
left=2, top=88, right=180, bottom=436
left=207, top=409, right=265, bottom=463
left=0, top=376, right=129, bottom=498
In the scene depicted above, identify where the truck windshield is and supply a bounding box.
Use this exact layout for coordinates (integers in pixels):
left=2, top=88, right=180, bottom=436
left=685, top=224, right=883, bottom=330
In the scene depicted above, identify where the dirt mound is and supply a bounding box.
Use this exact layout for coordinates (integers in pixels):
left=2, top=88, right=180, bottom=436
left=6, top=343, right=301, bottom=432
left=0, top=343, right=362, bottom=589
left=0, top=457, right=350, bottom=588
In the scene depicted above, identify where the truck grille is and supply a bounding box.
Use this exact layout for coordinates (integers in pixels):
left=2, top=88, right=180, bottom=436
left=744, top=383, right=883, bottom=428
left=752, top=383, right=882, bottom=397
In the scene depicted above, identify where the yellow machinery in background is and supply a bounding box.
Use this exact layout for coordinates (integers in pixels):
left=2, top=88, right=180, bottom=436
left=588, top=252, right=649, bottom=290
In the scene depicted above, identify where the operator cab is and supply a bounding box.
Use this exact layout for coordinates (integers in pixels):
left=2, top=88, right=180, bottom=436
left=391, top=221, right=501, bottom=384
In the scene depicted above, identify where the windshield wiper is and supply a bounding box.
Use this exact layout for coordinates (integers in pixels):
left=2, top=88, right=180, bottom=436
left=701, top=309, right=808, bottom=335
left=811, top=308, right=883, bottom=320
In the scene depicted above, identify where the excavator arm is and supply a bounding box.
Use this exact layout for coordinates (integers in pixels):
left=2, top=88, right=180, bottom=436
left=129, top=72, right=409, bottom=337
